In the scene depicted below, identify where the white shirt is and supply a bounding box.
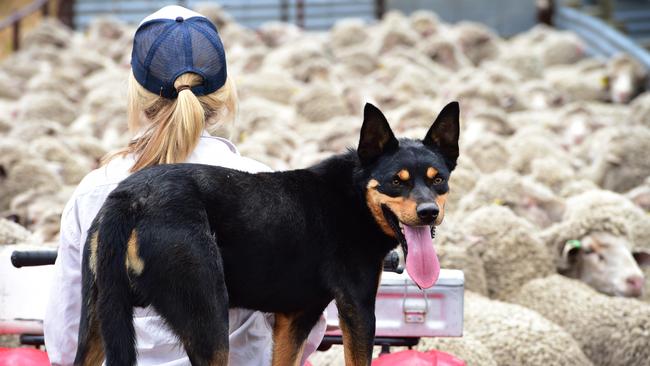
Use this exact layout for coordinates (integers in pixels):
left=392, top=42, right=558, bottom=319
left=44, top=132, right=326, bottom=365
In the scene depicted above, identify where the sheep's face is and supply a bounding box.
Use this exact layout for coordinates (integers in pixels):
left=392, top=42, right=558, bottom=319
left=358, top=102, right=459, bottom=289
left=562, top=232, right=650, bottom=297
left=608, top=58, right=646, bottom=104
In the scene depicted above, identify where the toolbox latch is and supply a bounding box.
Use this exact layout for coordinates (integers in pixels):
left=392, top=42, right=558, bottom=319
left=402, top=280, right=429, bottom=324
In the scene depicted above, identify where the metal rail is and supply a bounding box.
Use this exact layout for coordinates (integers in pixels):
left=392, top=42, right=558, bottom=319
left=73, top=0, right=386, bottom=30
left=555, top=5, right=650, bottom=71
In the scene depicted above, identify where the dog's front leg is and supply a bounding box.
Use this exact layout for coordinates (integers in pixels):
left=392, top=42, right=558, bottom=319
left=335, top=275, right=380, bottom=366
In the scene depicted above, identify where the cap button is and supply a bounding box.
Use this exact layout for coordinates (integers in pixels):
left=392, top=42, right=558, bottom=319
left=175, top=16, right=184, bottom=22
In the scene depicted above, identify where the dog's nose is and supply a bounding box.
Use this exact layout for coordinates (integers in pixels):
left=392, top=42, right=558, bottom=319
left=416, top=203, right=439, bottom=222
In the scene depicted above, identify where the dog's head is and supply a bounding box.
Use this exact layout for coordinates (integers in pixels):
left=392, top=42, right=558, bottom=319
left=359, top=102, right=460, bottom=288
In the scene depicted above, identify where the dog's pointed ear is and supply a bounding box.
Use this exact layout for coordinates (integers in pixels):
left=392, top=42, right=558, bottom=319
left=358, top=103, right=398, bottom=165
left=423, top=101, right=460, bottom=170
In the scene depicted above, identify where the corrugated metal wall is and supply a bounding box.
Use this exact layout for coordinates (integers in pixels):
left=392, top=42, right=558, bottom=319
left=74, top=0, right=376, bottom=29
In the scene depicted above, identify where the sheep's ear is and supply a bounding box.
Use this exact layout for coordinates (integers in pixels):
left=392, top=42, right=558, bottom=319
left=358, top=103, right=398, bottom=165
left=634, top=250, right=650, bottom=266
left=558, top=239, right=582, bottom=271
left=424, top=101, right=460, bottom=170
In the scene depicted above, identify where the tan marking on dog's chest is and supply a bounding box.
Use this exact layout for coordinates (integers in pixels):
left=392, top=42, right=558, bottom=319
left=126, top=230, right=144, bottom=275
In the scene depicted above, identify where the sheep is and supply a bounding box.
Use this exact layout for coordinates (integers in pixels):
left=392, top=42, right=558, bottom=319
left=257, top=21, right=303, bottom=49
left=458, top=170, right=565, bottom=229
left=328, top=19, right=370, bottom=52
left=235, top=97, right=296, bottom=135
left=487, top=49, right=545, bottom=80
left=540, top=189, right=650, bottom=297
left=331, top=46, right=378, bottom=77
left=444, top=161, right=479, bottom=212
left=582, top=125, right=650, bottom=193
left=606, top=53, right=647, bottom=104
left=459, top=205, right=556, bottom=300
left=0, top=71, right=24, bottom=100
left=416, top=37, right=473, bottom=71
left=451, top=22, right=501, bottom=66
left=292, top=83, right=349, bottom=123
left=373, top=11, right=419, bottom=54
left=193, top=2, right=234, bottom=30
left=21, top=18, right=72, bottom=50
left=625, top=176, right=650, bottom=212
left=237, top=70, right=300, bottom=105
left=516, top=79, right=565, bottom=110
left=29, top=136, right=92, bottom=184
left=511, top=274, right=650, bottom=366
left=18, top=92, right=78, bottom=126
left=630, top=90, right=650, bottom=128
left=435, top=238, right=488, bottom=295
left=511, top=25, right=585, bottom=67
left=507, top=126, right=574, bottom=175
left=461, top=131, right=510, bottom=173
left=528, top=157, right=577, bottom=194
left=6, top=186, right=74, bottom=243
left=296, top=115, right=360, bottom=153
left=462, top=291, right=593, bottom=366
left=408, top=10, right=440, bottom=39
left=544, top=58, right=610, bottom=103
left=416, top=333, right=497, bottom=366
left=552, top=101, right=630, bottom=149
left=0, top=159, right=63, bottom=212
left=0, top=218, right=33, bottom=245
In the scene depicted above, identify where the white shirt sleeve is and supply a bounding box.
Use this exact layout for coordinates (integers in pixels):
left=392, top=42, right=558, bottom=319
left=44, top=195, right=82, bottom=366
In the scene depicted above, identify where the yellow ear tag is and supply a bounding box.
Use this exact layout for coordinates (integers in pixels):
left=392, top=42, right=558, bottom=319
left=600, top=76, right=610, bottom=88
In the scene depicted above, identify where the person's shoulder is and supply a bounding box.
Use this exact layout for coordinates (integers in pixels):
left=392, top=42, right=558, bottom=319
left=236, top=157, right=273, bottom=173
left=192, top=135, right=274, bottom=173
left=73, top=155, right=134, bottom=198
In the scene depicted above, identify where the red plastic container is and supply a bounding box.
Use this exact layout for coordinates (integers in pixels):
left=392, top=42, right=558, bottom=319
left=372, top=349, right=466, bottom=366
left=0, top=348, right=50, bottom=366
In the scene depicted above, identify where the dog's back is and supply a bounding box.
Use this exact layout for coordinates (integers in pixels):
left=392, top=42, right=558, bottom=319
left=75, top=102, right=460, bottom=366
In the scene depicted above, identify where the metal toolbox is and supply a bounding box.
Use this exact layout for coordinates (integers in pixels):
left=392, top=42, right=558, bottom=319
left=325, top=269, right=464, bottom=337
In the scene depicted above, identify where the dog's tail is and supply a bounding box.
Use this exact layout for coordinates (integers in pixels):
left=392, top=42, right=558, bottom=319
left=74, top=220, right=105, bottom=366
left=87, top=194, right=139, bottom=365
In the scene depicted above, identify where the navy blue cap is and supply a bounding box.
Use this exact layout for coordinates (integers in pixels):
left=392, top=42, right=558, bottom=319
left=131, top=5, right=227, bottom=99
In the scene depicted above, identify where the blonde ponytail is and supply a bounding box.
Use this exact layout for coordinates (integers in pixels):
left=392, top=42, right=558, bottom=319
left=105, top=71, right=237, bottom=172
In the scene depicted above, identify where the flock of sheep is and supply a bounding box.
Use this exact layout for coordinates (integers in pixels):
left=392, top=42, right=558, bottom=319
left=1, top=4, right=650, bottom=366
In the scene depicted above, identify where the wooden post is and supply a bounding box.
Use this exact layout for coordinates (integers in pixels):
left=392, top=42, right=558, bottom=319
left=58, top=0, right=74, bottom=29
left=280, top=0, right=289, bottom=22
left=41, top=0, right=49, bottom=17
left=12, top=16, right=20, bottom=51
left=374, top=0, right=385, bottom=20
left=296, top=0, right=304, bottom=28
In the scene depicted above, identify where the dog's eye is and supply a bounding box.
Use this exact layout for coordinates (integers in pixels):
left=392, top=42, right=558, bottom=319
left=392, top=177, right=402, bottom=186
left=433, top=177, right=444, bottom=185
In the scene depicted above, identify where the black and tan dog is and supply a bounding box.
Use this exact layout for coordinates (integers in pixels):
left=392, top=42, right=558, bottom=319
left=74, top=102, right=460, bottom=366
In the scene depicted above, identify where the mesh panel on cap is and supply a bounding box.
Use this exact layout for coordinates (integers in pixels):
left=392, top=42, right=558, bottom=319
left=131, top=13, right=227, bottom=99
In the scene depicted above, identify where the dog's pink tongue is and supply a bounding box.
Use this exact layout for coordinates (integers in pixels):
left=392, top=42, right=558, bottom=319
left=404, top=225, right=440, bottom=289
